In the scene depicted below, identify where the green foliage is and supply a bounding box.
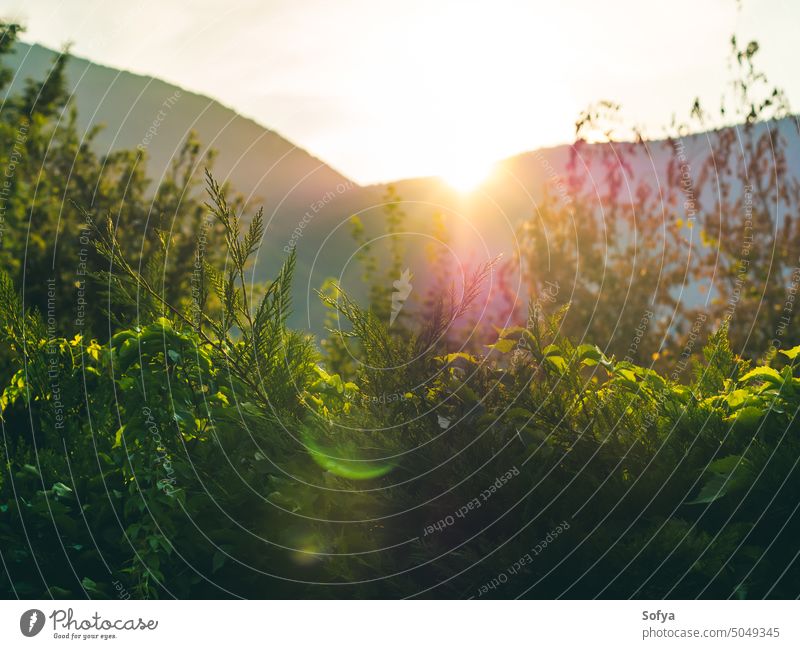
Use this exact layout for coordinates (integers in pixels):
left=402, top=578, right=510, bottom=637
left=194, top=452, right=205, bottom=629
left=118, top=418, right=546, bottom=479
left=3, top=176, right=800, bottom=597
left=300, top=303, right=800, bottom=598
left=519, top=34, right=800, bottom=364
left=1, top=20, right=799, bottom=601
left=348, top=185, right=407, bottom=325
left=0, top=22, right=224, bottom=353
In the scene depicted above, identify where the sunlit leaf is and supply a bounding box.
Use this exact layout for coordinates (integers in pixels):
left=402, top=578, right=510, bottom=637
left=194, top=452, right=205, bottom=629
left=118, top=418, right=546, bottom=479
left=487, top=338, right=516, bottom=353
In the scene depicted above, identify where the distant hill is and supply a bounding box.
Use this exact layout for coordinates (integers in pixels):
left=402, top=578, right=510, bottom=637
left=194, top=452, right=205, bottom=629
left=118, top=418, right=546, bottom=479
left=6, top=42, right=799, bottom=330
left=5, top=42, right=369, bottom=327
left=5, top=43, right=352, bottom=202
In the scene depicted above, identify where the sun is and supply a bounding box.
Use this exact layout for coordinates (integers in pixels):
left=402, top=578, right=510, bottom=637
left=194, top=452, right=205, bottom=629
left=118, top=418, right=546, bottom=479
left=440, top=158, right=496, bottom=193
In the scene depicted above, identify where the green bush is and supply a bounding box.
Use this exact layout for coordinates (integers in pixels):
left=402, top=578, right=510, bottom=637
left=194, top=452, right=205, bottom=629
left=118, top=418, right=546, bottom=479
left=1, top=20, right=799, bottom=600
left=2, top=201, right=800, bottom=597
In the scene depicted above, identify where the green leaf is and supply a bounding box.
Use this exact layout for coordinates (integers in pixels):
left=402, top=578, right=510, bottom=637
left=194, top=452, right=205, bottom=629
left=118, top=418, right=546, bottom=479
left=686, top=455, right=752, bottom=505
left=779, top=344, right=800, bottom=361
left=113, top=425, right=126, bottom=449
left=686, top=472, right=730, bottom=505
left=724, top=406, right=764, bottom=432
left=487, top=338, right=516, bottom=354
left=575, top=343, right=604, bottom=365
left=212, top=551, right=226, bottom=573
left=706, top=455, right=742, bottom=474
left=51, top=482, right=73, bottom=498
left=438, top=352, right=479, bottom=365
left=544, top=355, right=567, bottom=373
left=615, top=367, right=638, bottom=383
left=542, top=344, right=562, bottom=357
left=495, top=325, right=527, bottom=339
left=739, top=366, right=782, bottom=385
left=725, top=389, right=749, bottom=409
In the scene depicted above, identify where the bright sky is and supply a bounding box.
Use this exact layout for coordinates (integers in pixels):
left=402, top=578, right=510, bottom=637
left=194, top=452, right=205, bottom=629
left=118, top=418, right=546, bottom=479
left=3, top=0, right=799, bottom=185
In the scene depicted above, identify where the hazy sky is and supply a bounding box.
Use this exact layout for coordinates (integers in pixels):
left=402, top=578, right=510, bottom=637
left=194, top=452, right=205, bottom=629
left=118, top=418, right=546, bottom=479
left=3, top=0, right=799, bottom=184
